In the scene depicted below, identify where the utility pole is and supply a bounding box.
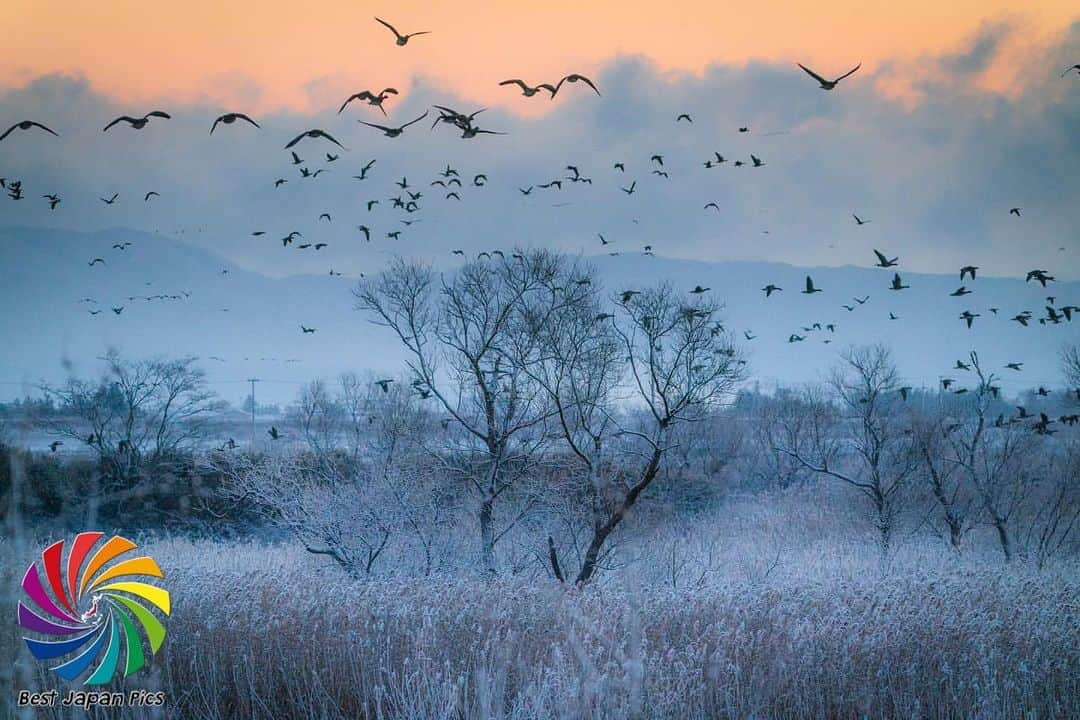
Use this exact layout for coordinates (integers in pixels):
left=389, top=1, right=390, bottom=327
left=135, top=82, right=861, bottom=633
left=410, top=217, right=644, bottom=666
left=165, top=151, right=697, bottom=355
left=247, top=378, right=259, bottom=448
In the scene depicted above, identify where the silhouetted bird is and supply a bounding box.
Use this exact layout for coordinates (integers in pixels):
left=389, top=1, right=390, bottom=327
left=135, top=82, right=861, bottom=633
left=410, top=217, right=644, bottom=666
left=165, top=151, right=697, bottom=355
left=103, top=111, right=170, bottom=131
left=498, top=79, right=557, bottom=97
left=801, top=276, right=822, bottom=294
left=338, top=89, right=399, bottom=115
left=358, top=112, right=429, bottom=138
left=553, top=73, right=601, bottom=97
left=0, top=120, right=59, bottom=142
left=873, top=249, right=899, bottom=267
left=1026, top=269, right=1054, bottom=286
left=375, top=17, right=430, bottom=46
left=285, top=129, right=346, bottom=150
left=210, top=112, right=259, bottom=134
left=797, top=62, right=861, bottom=90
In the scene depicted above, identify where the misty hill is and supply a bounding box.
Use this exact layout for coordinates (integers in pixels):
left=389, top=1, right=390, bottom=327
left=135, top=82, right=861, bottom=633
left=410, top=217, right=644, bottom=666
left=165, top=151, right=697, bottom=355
left=1, top=225, right=1075, bottom=405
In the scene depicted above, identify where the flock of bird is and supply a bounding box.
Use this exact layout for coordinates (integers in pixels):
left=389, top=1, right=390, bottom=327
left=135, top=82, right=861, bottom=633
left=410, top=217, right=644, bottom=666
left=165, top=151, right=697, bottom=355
left=3, top=17, right=1078, bottom=439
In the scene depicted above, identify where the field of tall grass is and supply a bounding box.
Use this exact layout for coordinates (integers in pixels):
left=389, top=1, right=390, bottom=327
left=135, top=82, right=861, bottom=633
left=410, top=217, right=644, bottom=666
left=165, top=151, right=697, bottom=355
left=3, top=487, right=1078, bottom=719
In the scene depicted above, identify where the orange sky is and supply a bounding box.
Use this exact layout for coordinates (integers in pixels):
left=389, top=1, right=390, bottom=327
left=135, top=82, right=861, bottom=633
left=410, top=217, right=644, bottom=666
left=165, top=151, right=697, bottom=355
left=2, top=2, right=1076, bottom=113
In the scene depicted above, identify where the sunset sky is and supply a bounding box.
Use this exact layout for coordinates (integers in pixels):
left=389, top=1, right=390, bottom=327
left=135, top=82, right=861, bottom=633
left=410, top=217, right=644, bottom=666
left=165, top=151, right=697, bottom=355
left=0, top=2, right=1078, bottom=400
left=3, top=2, right=1077, bottom=113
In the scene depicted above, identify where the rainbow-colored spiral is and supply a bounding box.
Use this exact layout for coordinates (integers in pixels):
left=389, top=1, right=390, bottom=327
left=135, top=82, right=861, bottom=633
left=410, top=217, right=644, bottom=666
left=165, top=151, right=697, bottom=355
left=18, top=532, right=171, bottom=685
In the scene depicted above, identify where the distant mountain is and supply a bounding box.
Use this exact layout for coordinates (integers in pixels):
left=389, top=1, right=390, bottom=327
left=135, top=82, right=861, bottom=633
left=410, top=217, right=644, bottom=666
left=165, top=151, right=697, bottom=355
left=1, top=226, right=1076, bottom=405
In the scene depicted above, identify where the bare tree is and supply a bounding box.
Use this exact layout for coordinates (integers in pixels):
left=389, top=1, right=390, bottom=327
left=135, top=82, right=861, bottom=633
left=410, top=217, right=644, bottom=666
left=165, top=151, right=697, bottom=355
left=738, top=389, right=815, bottom=491
left=941, top=352, right=1038, bottom=562
left=360, top=377, right=451, bottom=576
left=571, top=284, right=745, bottom=585
left=40, top=349, right=222, bottom=525
left=355, top=251, right=572, bottom=575
left=1063, top=343, right=1080, bottom=399
left=288, top=379, right=345, bottom=457
left=909, top=402, right=976, bottom=550
left=518, top=260, right=625, bottom=578
left=1016, top=439, right=1080, bottom=569
left=776, top=344, right=917, bottom=561
left=338, top=371, right=372, bottom=463
left=223, top=452, right=396, bottom=577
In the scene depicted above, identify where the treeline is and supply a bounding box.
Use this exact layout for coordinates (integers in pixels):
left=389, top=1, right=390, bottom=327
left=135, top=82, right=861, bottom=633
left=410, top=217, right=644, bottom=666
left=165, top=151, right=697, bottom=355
left=2, top=250, right=1078, bottom=581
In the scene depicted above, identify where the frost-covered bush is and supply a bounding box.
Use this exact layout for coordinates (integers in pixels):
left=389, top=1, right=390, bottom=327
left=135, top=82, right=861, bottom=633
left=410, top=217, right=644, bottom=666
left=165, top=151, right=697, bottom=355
left=134, top=534, right=1078, bottom=720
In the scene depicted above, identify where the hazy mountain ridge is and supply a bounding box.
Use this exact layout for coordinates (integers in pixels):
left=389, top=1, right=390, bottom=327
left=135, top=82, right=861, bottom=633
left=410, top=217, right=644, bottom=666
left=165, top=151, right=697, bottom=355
left=1, top=225, right=1076, bottom=404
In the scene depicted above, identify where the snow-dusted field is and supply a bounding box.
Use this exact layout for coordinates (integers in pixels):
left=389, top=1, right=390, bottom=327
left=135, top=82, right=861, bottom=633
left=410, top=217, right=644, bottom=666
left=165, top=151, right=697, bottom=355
left=5, top=490, right=1076, bottom=720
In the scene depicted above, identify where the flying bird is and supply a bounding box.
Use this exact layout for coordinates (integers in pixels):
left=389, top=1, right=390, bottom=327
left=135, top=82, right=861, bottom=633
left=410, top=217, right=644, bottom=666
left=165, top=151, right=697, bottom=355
left=853, top=214, right=870, bottom=225
left=796, top=62, right=861, bottom=90
left=676, top=113, right=692, bottom=123
left=1026, top=269, right=1054, bottom=287
left=0, top=120, right=59, bottom=142
left=375, top=17, right=430, bottom=45
left=103, top=111, right=171, bottom=131
left=100, top=193, right=119, bottom=205
left=889, top=273, right=909, bottom=291
left=498, top=79, right=557, bottom=97
left=801, top=276, right=822, bottom=294
left=300, top=325, right=316, bottom=334
left=1062, top=64, right=1080, bottom=77
left=762, top=284, right=782, bottom=297
left=144, top=191, right=159, bottom=201
left=960, top=265, right=978, bottom=281
left=285, top=129, right=346, bottom=150
left=553, top=73, right=601, bottom=97
left=1009, top=207, right=1021, bottom=217
left=210, top=112, right=259, bottom=134
left=873, top=250, right=899, bottom=268
left=338, top=89, right=399, bottom=116
left=358, top=112, right=429, bottom=138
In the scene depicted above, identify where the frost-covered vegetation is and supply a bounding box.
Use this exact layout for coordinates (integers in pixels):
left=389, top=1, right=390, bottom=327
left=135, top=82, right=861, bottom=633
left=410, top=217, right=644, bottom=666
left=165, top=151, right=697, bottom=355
left=2, top=255, right=1078, bottom=718
left=4, top=495, right=1078, bottom=720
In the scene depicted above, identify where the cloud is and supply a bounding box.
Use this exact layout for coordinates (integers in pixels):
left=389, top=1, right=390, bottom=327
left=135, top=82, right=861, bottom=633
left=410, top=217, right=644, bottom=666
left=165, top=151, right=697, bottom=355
left=0, top=24, right=1077, bottom=284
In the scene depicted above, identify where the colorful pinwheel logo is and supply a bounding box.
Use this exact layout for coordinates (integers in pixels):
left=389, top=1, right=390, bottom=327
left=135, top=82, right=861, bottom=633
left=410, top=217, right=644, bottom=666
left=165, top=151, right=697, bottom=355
left=18, top=532, right=170, bottom=685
